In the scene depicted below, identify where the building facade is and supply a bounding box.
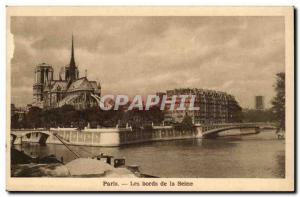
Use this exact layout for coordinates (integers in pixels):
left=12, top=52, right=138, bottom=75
left=255, top=96, right=264, bottom=110
left=32, top=37, right=101, bottom=110
left=158, top=88, right=242, bottom=124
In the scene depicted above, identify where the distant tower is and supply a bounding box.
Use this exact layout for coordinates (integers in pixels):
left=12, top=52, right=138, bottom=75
left=33, top=63, right=53, bottom=103
left=65, top=35, right=79, bottom=81
left=255, top=96, right=264, bottom=110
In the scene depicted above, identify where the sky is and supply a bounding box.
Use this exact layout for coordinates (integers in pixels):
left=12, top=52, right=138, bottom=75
left=10, top=16, right=285, bottom=108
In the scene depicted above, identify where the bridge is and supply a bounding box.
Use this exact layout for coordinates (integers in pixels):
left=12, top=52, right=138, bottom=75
left=11, top=130, right=54, bottom=145
left=195, top=122, right=277, bottom=138
left=10, top=122, right=278, bottom=145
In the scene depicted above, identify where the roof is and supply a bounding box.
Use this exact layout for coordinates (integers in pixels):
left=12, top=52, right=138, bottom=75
left=67, top=77, right=97, bottom=93
left=50, top=81, right=68, bottom=92
left=43, top=80, right=68, bottom=92
left=43, top=76, right=101, bottom=95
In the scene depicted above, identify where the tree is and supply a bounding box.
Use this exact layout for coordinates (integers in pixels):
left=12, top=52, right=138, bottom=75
left=59, top=105, right=80, bottom=127
left=120, top=106, right=164, bottom=128
left=181, top=114, right=195, bottom=131
left=271, top=72, right=285, bottom=129
left=174, top=114, right=195, bottom=131
left=241, top=109, right=276, bottom=123
left=11, top=113, right=20, bottom=129
left=26, top=106, right=42, bottom=128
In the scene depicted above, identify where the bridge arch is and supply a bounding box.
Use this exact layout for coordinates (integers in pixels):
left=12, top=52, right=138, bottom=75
left=10, top=133, right=17, bottom=145
left=25, top=131, right=50, bottom=145
left=13, top=130, right=51, bottom=145
left=202, top=125, right=260, bottom=138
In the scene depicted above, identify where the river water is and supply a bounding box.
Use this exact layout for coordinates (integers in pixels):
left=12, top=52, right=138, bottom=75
left=13, top=130, right=285, bottom=178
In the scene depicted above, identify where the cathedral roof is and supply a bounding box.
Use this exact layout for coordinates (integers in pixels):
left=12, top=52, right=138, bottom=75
left=43, top=81, right=68, bottom=92
left=67, top=77, right=95, bottom=92
left=51, top=81, right=68, bottom=92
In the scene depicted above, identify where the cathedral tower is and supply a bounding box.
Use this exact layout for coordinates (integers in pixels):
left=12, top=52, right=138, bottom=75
left=33, top=63, right=53, bottom=103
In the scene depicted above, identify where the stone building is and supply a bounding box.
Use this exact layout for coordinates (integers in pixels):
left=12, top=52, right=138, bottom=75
left=255, top=96, right=264, bottom=110
left=158, top=88, right=242, bottom=124
left=32, top=37, right=101, bottom=110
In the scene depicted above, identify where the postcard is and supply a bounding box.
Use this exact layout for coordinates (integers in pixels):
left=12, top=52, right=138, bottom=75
left=6, top=6, right=294, bottom=191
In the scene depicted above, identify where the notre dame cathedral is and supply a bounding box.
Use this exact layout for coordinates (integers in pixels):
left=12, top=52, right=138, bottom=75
left=32, top=36, right=101, bottom=110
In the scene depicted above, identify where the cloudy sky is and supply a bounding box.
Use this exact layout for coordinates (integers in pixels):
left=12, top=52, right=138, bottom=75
left=10, top=16, right=285, bottom=108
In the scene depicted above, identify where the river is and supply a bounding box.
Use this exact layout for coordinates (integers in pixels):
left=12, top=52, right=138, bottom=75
left=13, top=130, right=285, bottom=178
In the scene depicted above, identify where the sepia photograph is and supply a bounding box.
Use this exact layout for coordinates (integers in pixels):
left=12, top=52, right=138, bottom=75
left=6, top=6, right=294, bottom=191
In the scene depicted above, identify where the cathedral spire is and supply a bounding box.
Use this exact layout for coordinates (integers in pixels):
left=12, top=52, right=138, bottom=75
left=70, top=34, right=76, bottom=68
left=69, top=35, right=77, bottom=81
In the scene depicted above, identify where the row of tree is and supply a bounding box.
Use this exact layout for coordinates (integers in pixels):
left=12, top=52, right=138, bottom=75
left=241, top=109, right=276, bottom=123
left=11, top=105, right=164, bottom=129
